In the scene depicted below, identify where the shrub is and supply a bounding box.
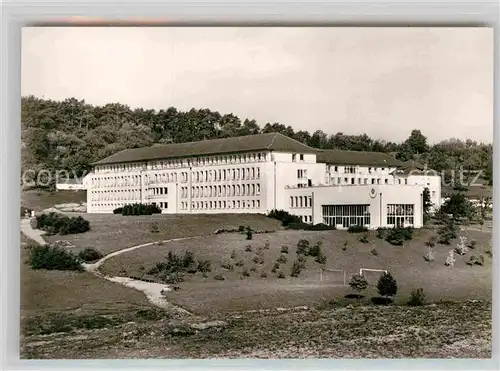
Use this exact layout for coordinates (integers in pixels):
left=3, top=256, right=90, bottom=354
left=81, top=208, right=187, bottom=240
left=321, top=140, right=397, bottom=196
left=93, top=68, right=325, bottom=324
left=77, top=248, right=103, bottom=263
left=296, top=239, right=310, bottom=255
left=297, top=254, right=307, bottom=268
left=349, top=274, right=368, bottom=294
left=315, top=253, right=327, bottom=265
left=250, top=266, right=257, bottom=272
left=264, top=240, right=270, bottom=249
left=288, top=222, right=336, bottom=231
left=291, top=260, right=302, bottom=277
left=161, top=272, right=184, bottom=284
left=425, top=236, right=437, bottom=248
left=242, top=268, right=251, bottom=277
left=280, top=245, right=289, bottom=254
left=359, top=233, right=369, bottom=243
left=407, top=288, right=426, bottom=306
left=370, top=248, right=378, bottom=256
left=252, top=255, right=265, bottom=265
left=197, top=260, right=212, bottom=273
left=277, top=271, right=285, bottom=279
left=147, top=250, right=201, bottom=276
left=445, top=250, right=456, bottom=267
left=467, top=255, right=485, bottom=266
left=385, top=227, right=412, bottom=246
left=246, top=228, right=253, bottom=240
left=348, top=225, right=368, bottom=233
left=120, top=203, right=161, bottom=216
left=308, top=241, right=323, bottom=257
left=260, top=272, right=268, bottom=278
left=35, top=213, right=90, bottom=235
left=277, top=254, right=288, bottom=264
left=437, top=219, right=458, bottom=245
left=221, top=261, right=234, bottom=270
left=235, top=260, right=245, bottom=267
left=113, top=207, right=123, bottom=214
left=230, top=250, right=236, bottom=259
left=150, top=222, right=160, bottom=234
left=423, top=247, right=435, bottom=262
left=271, top=262, right=280, bottom=273
left=244, top=245, right=252, bottom=252
left=238, top=225, right=246, bottom=232
left=29, top=244, right=83, bottom=272
left=377, top=272, right=397, bottom=298
left=342, top=241, right=348, bottom=251
left=376, top=227, right=388, bottom=239
left=214, top=274, right=226, bottom=281
left=267, top=209, right=302, bottom=226
left=468, top=240, right=477, bottom=249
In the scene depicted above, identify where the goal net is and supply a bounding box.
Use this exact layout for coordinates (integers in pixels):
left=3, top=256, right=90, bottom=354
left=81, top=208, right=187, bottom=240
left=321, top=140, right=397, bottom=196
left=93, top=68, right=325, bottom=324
left=359, top=268, right=387, bottom=285
left=319, top=268, right=347, bottom=286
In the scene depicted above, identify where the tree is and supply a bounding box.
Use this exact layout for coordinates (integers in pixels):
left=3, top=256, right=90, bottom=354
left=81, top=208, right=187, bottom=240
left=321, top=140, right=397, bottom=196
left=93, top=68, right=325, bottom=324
left=405, top=129, right=428, bottom=155
left=423, top=187, right=432, bottom=223
left=349, top=274, right=368, bottom=298
left=439, top=192, right=474, bottom=222
left=377, top=272, right=398, bottom=299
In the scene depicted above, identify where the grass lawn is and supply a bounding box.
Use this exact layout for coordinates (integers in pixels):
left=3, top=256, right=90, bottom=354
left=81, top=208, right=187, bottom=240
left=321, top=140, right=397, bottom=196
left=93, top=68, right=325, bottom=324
left=42, top=213, right=282, bottom=255
left=99, top=228, right=492, bottom=315
left=20, top=233, right=153, bottom=320
left=22, top=190, right=87, bottom=212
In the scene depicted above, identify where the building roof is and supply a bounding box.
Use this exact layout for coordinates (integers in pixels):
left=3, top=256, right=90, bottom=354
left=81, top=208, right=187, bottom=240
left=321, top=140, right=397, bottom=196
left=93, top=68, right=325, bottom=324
left=316, top=149, right=402, bottom=167
left=56, top=178, right=83, bottom=185
left=92, top=132, right=317, bottom=165
left=392, top=160, right=437, bottom=176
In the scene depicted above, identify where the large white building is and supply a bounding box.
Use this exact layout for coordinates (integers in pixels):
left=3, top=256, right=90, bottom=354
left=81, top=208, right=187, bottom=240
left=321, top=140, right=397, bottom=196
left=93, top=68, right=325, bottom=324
left=87, top=133, right=441, bottom=229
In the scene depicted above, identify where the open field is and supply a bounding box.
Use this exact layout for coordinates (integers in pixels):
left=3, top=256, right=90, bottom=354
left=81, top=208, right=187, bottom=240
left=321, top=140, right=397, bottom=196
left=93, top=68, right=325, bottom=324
left=20, top=233, right=154, bottom=319
left=21, top=301, right=492, bottom=359
left=43, top=213, right=282, bottom=255
left=22, top=190, right=87, bottom=212
left=99, top=228, right=492, bottom=314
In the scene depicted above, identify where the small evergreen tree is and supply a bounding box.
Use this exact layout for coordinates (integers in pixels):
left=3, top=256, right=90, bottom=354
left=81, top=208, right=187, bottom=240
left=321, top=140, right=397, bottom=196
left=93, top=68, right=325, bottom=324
left=377, top=272, right=397, bottom=299
left=349, top=274, right=368, bottom=297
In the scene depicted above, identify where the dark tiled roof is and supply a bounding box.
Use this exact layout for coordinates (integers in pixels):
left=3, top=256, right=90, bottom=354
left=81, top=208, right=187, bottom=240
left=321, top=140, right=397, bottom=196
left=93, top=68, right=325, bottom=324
left=93, top=133, right=317, bottom=165
left=392, top=160, right=437, bottom=175
left=442, top=186, right=492, bottom=199
left=316, top=149, right=402, bottom=167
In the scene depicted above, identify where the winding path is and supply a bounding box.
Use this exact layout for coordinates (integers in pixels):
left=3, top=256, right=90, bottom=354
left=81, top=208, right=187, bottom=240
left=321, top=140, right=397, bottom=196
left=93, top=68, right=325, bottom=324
left=20, top=217, right=196, bottom=314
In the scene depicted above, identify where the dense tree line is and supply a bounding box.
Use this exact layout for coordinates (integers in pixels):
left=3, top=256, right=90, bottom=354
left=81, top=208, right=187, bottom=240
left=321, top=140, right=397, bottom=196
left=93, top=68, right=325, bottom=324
left=21, top=96, right=492, bottom=188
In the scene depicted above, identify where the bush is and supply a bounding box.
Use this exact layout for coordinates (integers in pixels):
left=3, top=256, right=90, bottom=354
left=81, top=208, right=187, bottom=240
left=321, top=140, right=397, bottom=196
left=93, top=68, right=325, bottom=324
left=235, top=260, right=245, bottom=267
left=150, top=222, right=160, bottom=234
left=120, top=203, right=161, bottom=216
left=214, top=274, right=226, bottom=281
left=407, top=288, right=426, bottom=306
left=348, top=225, right=368, bottom=233
left=359, top=233, right=369, bottom=243
left=29, top=244, right=83, bottom=272
left=161, top=272, right=185, bottom=284
left=385, top=227, right=413, bottom=246
left=244, top=245, right=252, bottom=252
left=260, top=272, right=268, bottom=278
left=315, top=253, right=327, bottom=265
left=370, top=248, right=378, bottom=256
left=147, top=250, right=202, bottom=276
left=242, top=268, right=251, bottom=277
left=77, top=248, right=103, bottom=263
left=277, top=271, right=285, bottom=279
left=252, top=255, right=265, bottom=265
left=342, top=241, right=348, bottom=251
left=423, top=247, right=435, bottom=262
left=36, top=213, right=90, bottom=235
left=271, top=262, right=280, bottom=273
left=246, top=228, right=253, bottom=240
left=113, top=207, right=123, bottom=214
left=307, top=241, right=323, bottom=257
left=280, top=245, right=289, bottom=254
left=377, top=272, right=398, bottom=298
left=349, top=274, right=368, bottom=294
left=250, top=266, right=257, bottom=272
left=197, top=260, right=212, bottom=273
left=288, top=222, right=336, bottom=231
left=468, top=240, right=477, bottom=249
left=238, top=225, right=246, bottom=232
left=467, top=255, right=485, bottom=266
left=230, top=250, right=236, bottom=259
left=291, top=260, right=302, bottom=277
left=296, top=239, right=310, bottom=255
left=221, top=261, right=234, bottom=270
left=425, top=236, right=437, bottom=248
left=277, top=254, right=288, bottom=264
left=376, top=227, right=388, bottom=239
left=267, top=209, right=302, bottom=226
left=437, top=219, right=458, bottom=245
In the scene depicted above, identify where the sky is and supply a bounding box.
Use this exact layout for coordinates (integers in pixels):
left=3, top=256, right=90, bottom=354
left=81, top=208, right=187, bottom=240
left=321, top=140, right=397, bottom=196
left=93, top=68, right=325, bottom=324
left=21, top=27, right=493, bottom=143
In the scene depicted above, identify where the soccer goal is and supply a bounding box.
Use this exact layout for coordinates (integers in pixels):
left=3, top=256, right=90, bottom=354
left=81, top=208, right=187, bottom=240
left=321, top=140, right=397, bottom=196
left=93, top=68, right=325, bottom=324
left=319, top=268, right=347, bottom=286
left=359, top=268, right=387, bottom=285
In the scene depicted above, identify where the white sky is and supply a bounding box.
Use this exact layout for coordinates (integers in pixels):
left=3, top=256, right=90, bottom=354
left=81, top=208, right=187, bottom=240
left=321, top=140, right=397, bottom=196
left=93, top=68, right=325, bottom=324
left=21, top=27, right=493, bottom=143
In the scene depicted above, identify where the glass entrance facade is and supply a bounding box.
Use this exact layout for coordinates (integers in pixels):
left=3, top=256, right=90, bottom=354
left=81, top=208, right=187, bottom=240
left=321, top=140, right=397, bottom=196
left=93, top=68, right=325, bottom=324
left=322, top=205, right=371, bottom=228
left=386, top=204, right=414, bottom=227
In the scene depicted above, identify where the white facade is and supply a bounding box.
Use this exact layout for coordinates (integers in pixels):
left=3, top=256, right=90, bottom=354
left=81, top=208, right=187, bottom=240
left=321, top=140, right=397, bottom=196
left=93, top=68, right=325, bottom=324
left=87, top=142, right=441, bottom=229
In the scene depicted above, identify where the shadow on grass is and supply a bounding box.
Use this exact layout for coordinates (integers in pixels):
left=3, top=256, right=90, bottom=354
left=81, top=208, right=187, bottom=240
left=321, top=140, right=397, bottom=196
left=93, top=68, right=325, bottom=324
left=371, top=296, right=393, bottom=305
left=344, top=294, right=365, bottom=300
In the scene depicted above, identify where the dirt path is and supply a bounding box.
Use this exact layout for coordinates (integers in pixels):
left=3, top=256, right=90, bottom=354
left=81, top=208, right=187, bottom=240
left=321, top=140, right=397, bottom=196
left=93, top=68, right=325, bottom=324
left=20, top=218, right=46, bottom=245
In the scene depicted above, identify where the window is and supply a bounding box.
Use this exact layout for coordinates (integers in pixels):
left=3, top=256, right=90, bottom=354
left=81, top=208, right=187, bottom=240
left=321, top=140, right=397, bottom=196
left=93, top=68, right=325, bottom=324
left=299, top=154, right=304, bottom=161
left=351, top=178, right=355, bottom=185
left=322, top=205, right=371, bottom=228
left=384, top=179, right=388, bottom=184
left=297, top=169, right=307, bottom=179
left=334, top=166, right=338, bottom=172
left=387, top=204, right=414, bottom=227
left=292, top=154, right=296, bottom=162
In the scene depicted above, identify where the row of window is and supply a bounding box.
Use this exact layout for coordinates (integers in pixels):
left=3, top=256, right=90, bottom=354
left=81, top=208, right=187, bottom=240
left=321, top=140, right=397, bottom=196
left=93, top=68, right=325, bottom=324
left=95, top=162, right=144, bottom=174
left=322, top=205, right=371, bottom=228
left=289, top=195, right=313, bottom=208
left=92, top=175, right=142, bottom=188
left=330, top=177, right=409, bottom=186
left=180, top=183, right=261, bottom=198
left=150, top=187, right=168, bottom=196
left=151, top=152, right=269, bottom=170
left=330, top=166, right=390, bottom=174
left=90, top=189, right=141, bottom=201
left=180, top=199, right=261, bottom=210
left=386, top=204, right=415, bottom=226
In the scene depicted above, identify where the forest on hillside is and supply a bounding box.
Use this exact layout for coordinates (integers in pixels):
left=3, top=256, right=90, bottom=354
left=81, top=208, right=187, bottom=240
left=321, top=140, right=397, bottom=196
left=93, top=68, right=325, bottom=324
left=21, top=96, right=493, bottom=188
